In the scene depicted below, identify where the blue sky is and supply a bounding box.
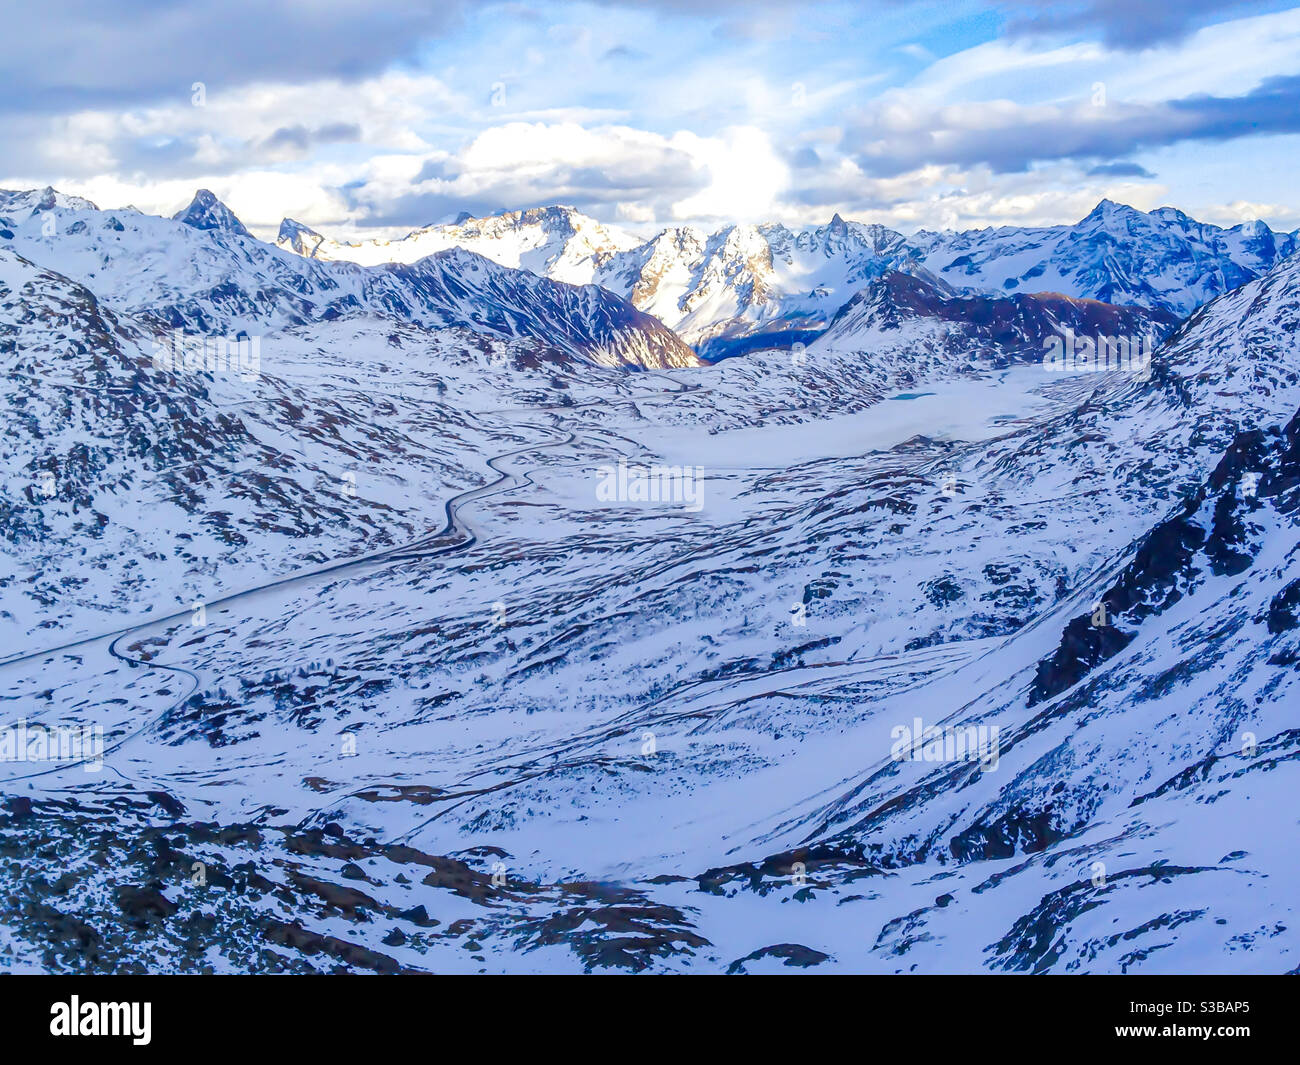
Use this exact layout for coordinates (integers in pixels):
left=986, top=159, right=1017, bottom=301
left=5, top=0, right=1299, bottom=238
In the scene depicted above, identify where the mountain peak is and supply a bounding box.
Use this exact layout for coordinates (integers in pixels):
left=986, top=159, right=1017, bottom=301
left=1230, top=218, right=1270, bottom=236
left=829, top=269, right=946, bottom=329
left=0, top=186, right=98, bottom=218
left=173, top=189, right=251, bottom=238
left=440, top=204, right=604, bottom=237
left=276, top=217, right=324, bottom=257
left=278, top=217, right=318, bottom=239
left=1081, top=198, right=1143, bottom=225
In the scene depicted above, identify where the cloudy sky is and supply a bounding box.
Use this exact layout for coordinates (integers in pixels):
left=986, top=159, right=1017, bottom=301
left=5, top=0, right=1299, bottom=239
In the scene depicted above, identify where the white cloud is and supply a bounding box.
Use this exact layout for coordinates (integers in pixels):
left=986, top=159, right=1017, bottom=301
left=670, top=127, right=789, bottom=222
left=1195, top=199, right=1300, bottom=230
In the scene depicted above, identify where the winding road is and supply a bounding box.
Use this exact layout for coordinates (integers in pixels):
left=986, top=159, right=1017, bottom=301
left=0, top=371, right=706, bottom=783
left=0, top=419, right=575, bottom=781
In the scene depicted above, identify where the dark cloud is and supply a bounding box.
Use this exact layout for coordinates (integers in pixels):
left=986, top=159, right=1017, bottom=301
left=0, top=0, right=819, bottom=119
left=998, top=0, right=1270, bottom=50
left=0, top=0, right=470, bottom=115
left=845, top=74, right=1300, bottom=177
left=110, top=139, right=204, bottom=174
left=602, top=45, right=650, bottom=61
left=350, top=151, right=708, bottom=228
left=260, top=123, right=363, bottom=155
left=1168, top=73, right=1300, bottom=135
left=353, top=191, right=507, bottom=228
left=780, top=170, right=907, bottom=212
left=1086, top=161, right=1155, bottom=178
left=7, top=120, right=367, bottom=183
left=414, top=158, right=465, bottom=183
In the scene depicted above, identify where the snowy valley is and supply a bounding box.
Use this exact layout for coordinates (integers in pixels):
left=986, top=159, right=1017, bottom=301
left=1, top=187, right=1298, bottom=975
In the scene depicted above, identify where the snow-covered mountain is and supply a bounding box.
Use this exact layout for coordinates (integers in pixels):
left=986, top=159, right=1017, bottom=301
left=283, top=207, right=939, bottom=351
left=0, top=243, right=655, bottom=644
left=277, top=205, right=642, bottom=284
left=0, top=191, right=698, bottom=370
left=3, top=179, right=1299, bottom=974
left=0, top=186, right=98, bottom=232
left=810, top=269, right=1179, bottom=380
left=596, top=215, right=937, bottom=355
left=173, top=187, right=253, bottom=239
left=912, top=199, right=1299, bottom=319
left=281, top=200, right=1297, bottom=355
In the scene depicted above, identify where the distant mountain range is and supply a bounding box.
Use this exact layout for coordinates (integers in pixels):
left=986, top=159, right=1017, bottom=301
left=7, top=187, right=1291, bottom=371
left=275, top=199, right=1299, bottom=357
left=0, top=189, right=698, bottom=371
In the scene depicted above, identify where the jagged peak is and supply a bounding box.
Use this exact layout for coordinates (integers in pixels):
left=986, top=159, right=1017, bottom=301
left=1081, top=198, right=1145, bottom=225
left=275, top=217, right=325, bottom=258
left=638, top=225, right=707, bottom=258
left=450, top=204, right=591, bottom=229
left=422, top=204, right=642, bottom=251
left=0, top=185, right=98, bottom=215
left=277, top=217, right=320, bottom=241
left=173, top=189, right=251, bottom=238
left=716, top=222, right=767, bottom=249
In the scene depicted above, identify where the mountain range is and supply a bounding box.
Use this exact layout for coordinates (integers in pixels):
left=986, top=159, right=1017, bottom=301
left=1, top=189, right=697, bottom=371
left=2, top=184, right=1299, bottom=974
left=275, top=198, right=1299, bottom=357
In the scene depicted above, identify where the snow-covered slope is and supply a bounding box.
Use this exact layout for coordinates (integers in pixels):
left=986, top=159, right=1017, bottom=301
left=1, top=191, right=698, bottom=369
left=0, top=245, right=660, bottom=643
